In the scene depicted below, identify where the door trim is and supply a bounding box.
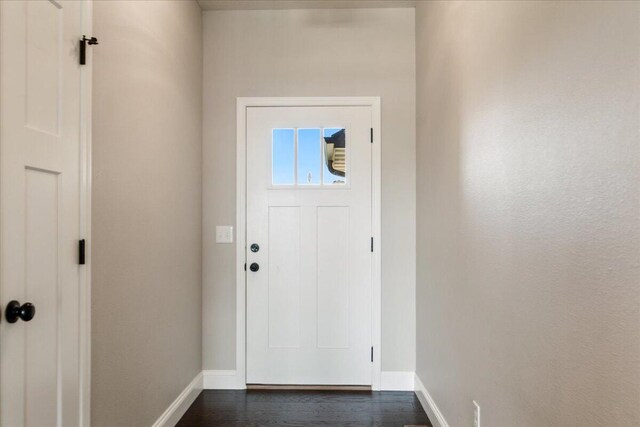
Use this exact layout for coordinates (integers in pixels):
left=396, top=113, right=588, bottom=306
left=79, top=1, right=93, bottom=424
left=236, top=97, right=382, bottom=390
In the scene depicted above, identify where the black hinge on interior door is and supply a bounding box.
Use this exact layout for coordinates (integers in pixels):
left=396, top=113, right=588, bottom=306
left=370, top=128, right=374, bottom=143
left=371, top=237, right=374, bottom=252
left=371, top=346, right=374, bottom=362
left=79, top=36, right=99, bottom=65
left=78, top=239, right=86, bottom=265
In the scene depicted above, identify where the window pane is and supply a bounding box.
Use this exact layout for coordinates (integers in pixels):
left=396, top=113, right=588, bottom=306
left=272, top=129, right=295, bottom=185
left=323, top=128, right=346, bottom=185
left=297, top=129, right=321, bottom=185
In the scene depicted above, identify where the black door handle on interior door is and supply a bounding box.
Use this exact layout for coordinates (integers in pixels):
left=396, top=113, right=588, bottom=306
left=5, top=300, right=36, bottom=323
left=249, top=263, right=260, bottom=272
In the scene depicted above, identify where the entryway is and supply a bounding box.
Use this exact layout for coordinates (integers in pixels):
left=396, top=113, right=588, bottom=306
left=240, top=98, right=382, bottom=388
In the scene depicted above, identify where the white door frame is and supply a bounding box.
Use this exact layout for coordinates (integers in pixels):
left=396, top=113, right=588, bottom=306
left=0, top=0, right=93, bottom=424
left=79, top=1, right=93, bottom=424
left=236, top=97, right=382, bottom=390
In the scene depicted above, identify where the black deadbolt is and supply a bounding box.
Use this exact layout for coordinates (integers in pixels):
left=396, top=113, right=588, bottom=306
left=5, top=300, right=36, bottom=323
left=249, top=263, right=260, bottom=272
left=250, top=243, right=260, bottom=253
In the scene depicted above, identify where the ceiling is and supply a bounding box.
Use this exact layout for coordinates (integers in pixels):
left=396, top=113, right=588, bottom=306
left=197, top=0, right=416, bottom=11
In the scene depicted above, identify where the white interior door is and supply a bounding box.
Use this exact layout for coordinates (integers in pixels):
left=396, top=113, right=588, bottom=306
left=0, top=1, right=86, bottom=425
left=246, top=105, right=373, bottom=385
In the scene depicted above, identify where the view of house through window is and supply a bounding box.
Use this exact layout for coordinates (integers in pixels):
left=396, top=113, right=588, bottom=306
left=323, top=128, right=346, bottom=185
left=272, top=127, right=347, bottom=186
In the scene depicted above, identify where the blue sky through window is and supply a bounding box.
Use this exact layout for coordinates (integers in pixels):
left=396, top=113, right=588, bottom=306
left=272, top=127, right=345, bottom=186
left=297, top=129, right=321, bottom=185
left=272, top=129, right=294, bottom=185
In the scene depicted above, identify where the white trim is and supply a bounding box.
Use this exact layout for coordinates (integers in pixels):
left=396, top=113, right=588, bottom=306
left=380, top=371, right=415, bottom=391
left=151, top=372, right=203, bottom=427
left=370, top=98, right=382, bottom=390
left=203, top=370, right=244, bottom=390
left=236, top=97, right=382, bottom=389
left=236, top=100, right=247, bottom=389
left=79, top=1, right=93, bottom=426
left=414, top=373, right=450, bottom=427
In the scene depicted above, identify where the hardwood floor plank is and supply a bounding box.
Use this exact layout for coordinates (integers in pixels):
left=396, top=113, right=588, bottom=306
left=176, top=390, right=432, bottom=427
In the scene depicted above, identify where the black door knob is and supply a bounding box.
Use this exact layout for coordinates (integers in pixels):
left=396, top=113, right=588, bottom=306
left=5, top=300, right=36, bottom=323
left=249, top=263, right=260, bottom=272
left=250, top=243, right=260, bottom=253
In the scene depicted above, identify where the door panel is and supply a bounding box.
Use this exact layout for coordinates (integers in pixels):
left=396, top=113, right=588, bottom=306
left=317, top=206, right=350, bottom=349
left=246, top=106, right=372, bottom=386
left=25, top=169, right=61, bottom=427
left=268, top=206, right=301, bottom=349
left=25, top=0, right=62, bottom=135
left=1, top=1, right=84, bottom=425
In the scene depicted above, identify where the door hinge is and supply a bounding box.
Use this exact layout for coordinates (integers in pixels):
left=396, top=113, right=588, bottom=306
left=79, top=35, right=98, bottom=65
left=370, top=128, right=373, bottom=143
left=371, top=346, right=374, bottom=362
left=78, top=239, right=86, bottom=265
left=371, top=237, right=374, bottom=252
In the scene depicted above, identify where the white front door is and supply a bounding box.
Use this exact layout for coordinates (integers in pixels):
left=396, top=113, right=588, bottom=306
left=0, top=1, right=86, bottom=425
left=246, top=105, right=373, bottom=385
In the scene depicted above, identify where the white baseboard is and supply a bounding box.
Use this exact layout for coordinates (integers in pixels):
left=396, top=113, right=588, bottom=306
left=203, top=369, right=245, bottom=389
left=414, top=373, right=450, bottom=427
left=152, top=372, right=203, bottom=427
left=380, top=371, right=415, bottom=391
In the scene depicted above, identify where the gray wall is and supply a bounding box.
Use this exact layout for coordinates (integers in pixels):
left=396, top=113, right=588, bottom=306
left=416, top=1, right=640, bottom=426
left=92, top=1, right=203, bottom=426
left=203, top=8, right=416, bottom=372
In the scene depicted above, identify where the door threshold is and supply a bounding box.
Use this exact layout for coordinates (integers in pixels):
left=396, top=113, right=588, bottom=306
left=246, top=384, right=372, bottom=391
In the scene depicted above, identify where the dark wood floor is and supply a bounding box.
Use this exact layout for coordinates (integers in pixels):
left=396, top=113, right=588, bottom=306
left=176, top=390, right=432, bottom=427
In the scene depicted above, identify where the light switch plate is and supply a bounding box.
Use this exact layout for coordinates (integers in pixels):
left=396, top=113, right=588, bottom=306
left=216, top=226, right=234, bottom=243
